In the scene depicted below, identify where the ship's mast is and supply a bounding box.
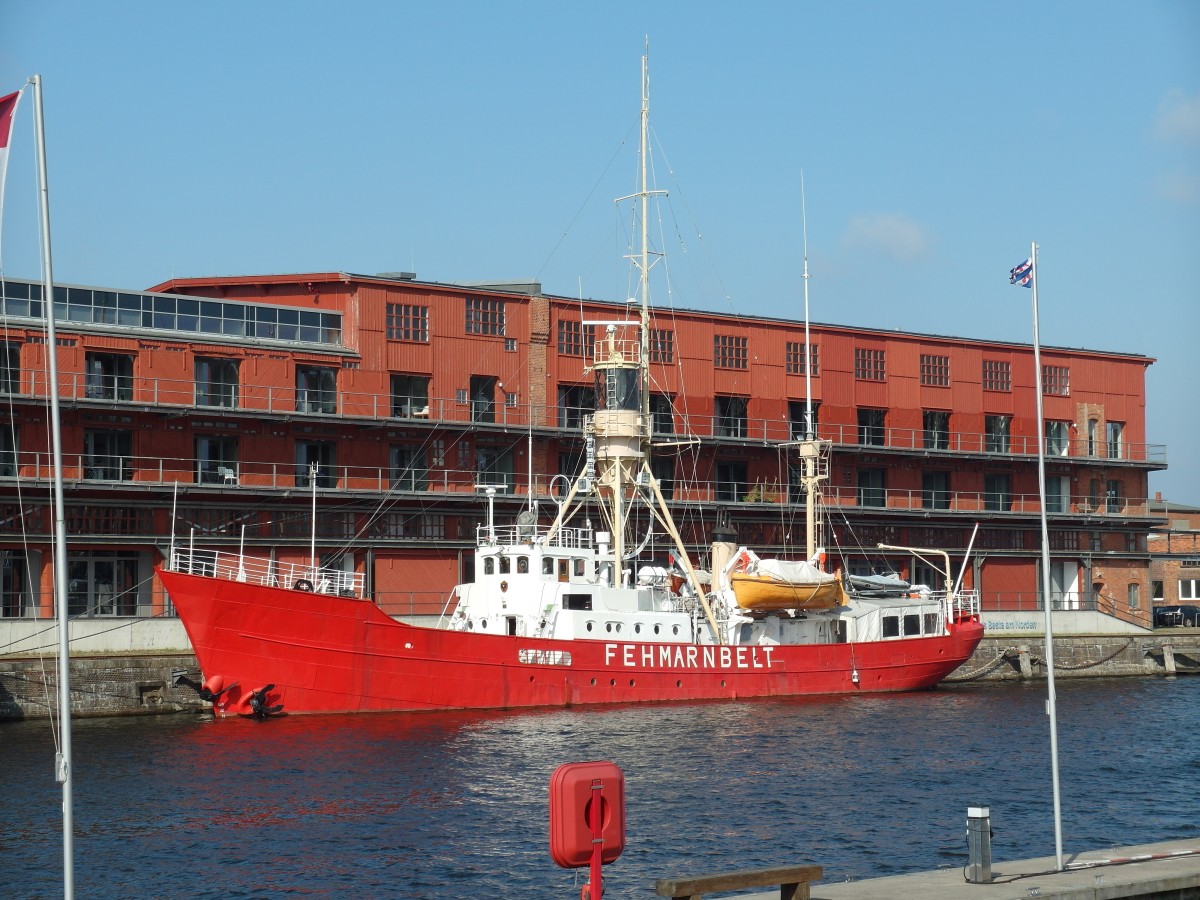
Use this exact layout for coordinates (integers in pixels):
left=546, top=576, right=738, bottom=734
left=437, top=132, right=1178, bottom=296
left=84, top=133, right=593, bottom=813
left=796, top=174, right=828, bottom=562
left=550, top=44, right=725, bottom=641
left=638, top=47, right=652, bottom=449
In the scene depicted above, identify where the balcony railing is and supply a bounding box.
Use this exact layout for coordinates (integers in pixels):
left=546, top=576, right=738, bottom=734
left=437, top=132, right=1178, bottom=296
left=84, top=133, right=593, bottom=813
left=1, top=372, right=1168, bottom=465
left=0, top=450, right=1160, bottom=519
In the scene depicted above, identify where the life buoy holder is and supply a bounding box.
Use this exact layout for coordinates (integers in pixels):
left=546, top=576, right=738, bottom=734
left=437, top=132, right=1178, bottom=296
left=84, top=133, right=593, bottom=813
left=293, top=579, right=314, bottom=592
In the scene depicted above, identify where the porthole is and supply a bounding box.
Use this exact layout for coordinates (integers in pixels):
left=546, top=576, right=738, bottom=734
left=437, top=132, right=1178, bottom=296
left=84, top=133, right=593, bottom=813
left=590, top=678, right=597, bottom=686
left=480, top=619, right=487, bottom=629
left=654, top=624, right=661, bottom=634
left=606, top=623, right=612, bottom=633
left=609, top=679, right=616, bottom=686
left=672, top=625, right=680, bottom=635
left=529, top=675, right=535, bottom=683
left=586, top=622, right=593, bottom=632
left=615, top=623, right=622, bottom=633
left=676, top=680, right=682, bottom=688
left=720, top=680, right=726, bottom=688
left=634, top=624, right=641, bottom=634
left=629, top=679, right=635, bottom=687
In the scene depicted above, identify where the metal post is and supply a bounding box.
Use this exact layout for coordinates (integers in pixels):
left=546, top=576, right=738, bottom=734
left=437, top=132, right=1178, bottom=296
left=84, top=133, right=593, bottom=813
left=583, top=778, right=604, bottom=900
left=966, top=806, right=992, bottom=883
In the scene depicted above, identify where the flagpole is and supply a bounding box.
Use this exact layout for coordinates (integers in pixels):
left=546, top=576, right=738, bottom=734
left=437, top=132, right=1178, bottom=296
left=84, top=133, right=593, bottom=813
left=33, top=73, right=75, bottom=899
left=1029, top=240, right=1064, bottom=870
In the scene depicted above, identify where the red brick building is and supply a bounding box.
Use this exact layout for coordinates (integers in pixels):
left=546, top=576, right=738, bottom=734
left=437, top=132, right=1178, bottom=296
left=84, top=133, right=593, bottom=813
left=0, top=272, right=1165, bottom=627
left=1148, top=496, right=1200, bottom=608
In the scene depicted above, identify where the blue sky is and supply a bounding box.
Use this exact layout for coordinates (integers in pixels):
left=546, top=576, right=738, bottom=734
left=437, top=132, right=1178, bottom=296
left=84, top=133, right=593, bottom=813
left=3, top=2, right=1198, bottom=501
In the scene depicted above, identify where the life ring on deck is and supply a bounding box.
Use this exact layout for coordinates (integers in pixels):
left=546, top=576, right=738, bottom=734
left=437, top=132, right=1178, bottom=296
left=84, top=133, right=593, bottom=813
left=293, top=579, right=314, bottom=592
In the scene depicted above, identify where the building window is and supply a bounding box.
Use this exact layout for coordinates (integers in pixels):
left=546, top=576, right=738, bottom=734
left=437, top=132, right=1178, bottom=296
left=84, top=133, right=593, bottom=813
left=982, top=359, right=1011, bottom=392
left=716, top=460, right=748, bottom=502
left=1087, top=418, right=1099, bottom=456
left=85, top=352, right=133, bottom=401
left=296, top=365, right=337, bottom=414
left=985, top=415, right=1011, bottom=453
left=789, top=401, right=819, bottom=440
left=1180, top=579, right=1199, bottom=601
left=465, top=297, right=505, bottom=336
left=714, top=334, right=748, bottom=369
left=385, top=303, right=429, bottom=342
left=390, top=374, right=431, bottom=418
left=1046, top=475, right=1070, bottom=514
left=195, top=435, right=238, bottom=484
left=1042, top=365, right=1070, bottom=396
left=650, top=329, right=674, bottom=364
left=857, top=468, right=886, bottom=507
left=389, top=445, right=428, bottom=491
left=984, top=473, right=1012, bottom=511
left=84, top=429, right=133, bottom=481
left=295, top=440, right=337, bottom=488
left=0, top=425, right=16, bottom=477
left=1, top=550, right=31, bottom=618
left=1045, top=420, right=1070, bottom=456
left=67, top=552, right=140, bottom=617
left=470, top=375, right=497, bottom=423
left=923, top=410, right=949, bottom=450
left=785, top=342, right=819, bottom=376
left=476, top=444, right=513, bottom=490
left=650, top=454, right=675, bottom=500
left=922, top=470, right=950, bottom=510
left=557, top=321, right=595, bottom=357
left=715, top=396, right=748, bottom=438
left=1106, top=421, right=1124, bottom=459
left=0, top=342, right=19, bottom=394
left=858, top=408, right=886, bottom=446
left=558, top=384, right=595, bottom=429
left=194, top=357, right=240, bottom=408
left=854, top=348, right=886, bottom=381
left=650, top=394, right=675, bottom=435
left=1106, top=479, right=1123, bottom=513
left=1127, top=583, right=1140, bottom=610
left=920, top=354, right=950, bottom=387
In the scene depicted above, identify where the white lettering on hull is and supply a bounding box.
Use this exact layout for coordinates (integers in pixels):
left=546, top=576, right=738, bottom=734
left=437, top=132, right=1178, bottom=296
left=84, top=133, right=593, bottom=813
left=603, top=643, right=776, bottom=670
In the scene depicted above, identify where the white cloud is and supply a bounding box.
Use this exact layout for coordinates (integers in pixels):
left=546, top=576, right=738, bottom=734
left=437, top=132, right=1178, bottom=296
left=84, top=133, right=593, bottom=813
left=843, top=212, right=932, bottom=263
left=1155, top=88, right=1200, bottom=144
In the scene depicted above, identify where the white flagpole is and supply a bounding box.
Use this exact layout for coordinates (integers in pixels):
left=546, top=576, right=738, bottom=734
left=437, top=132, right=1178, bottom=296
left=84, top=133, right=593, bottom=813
left=32, top=73, right=75, bottom=899
left=1029, top=240, right=1064, bottom=869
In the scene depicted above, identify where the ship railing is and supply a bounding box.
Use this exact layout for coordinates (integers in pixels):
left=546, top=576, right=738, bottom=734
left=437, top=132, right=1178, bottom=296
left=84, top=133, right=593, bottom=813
left=477, top=523, right=594, bottom=550
left=945, top=588, right=981, bottom=620
left=169, top=547, right=364, bottom=597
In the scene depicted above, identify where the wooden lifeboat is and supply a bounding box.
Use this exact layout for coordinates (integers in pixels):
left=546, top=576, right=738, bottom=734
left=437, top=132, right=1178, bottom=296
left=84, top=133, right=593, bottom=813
left=726, top=548, right=843, bottom=611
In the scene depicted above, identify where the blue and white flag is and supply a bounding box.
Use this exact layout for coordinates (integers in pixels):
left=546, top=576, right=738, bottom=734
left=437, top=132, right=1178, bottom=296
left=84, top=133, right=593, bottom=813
left=1009, top=258, right=1033, bottom=288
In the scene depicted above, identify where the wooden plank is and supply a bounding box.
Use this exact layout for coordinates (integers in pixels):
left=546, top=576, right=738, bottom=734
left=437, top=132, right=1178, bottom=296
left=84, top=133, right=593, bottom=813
left=655, top=864, right=823, bottom=899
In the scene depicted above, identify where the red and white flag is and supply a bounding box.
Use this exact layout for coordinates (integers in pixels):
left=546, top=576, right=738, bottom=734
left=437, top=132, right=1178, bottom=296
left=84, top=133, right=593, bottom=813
left=0, top=89, right=23, bottom=231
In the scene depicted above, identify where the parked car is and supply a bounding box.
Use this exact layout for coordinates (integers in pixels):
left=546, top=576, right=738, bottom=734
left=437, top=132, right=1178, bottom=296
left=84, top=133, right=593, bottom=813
left=1154, top=605, right=1200, bottom=627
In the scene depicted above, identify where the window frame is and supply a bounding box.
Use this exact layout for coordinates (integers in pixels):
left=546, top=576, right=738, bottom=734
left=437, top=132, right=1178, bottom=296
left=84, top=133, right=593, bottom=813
left=465, top=297, right=505, bottom=336
left=854, top=347, right=886, bottom=382
left=385, top=303, right=430, bottom=342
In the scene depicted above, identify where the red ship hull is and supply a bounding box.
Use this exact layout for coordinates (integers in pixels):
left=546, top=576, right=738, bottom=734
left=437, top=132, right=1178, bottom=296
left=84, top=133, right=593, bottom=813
left=158, top=567, right=984, bottom=716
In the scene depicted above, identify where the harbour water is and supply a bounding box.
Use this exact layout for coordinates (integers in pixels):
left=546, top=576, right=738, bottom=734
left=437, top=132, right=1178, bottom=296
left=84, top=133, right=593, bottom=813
left=3, top=677, right=1197, bottom=898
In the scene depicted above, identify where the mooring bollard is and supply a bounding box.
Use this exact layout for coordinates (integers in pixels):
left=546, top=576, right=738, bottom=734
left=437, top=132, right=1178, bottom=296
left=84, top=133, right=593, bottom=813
left=967, top=806, right=993, bottom=883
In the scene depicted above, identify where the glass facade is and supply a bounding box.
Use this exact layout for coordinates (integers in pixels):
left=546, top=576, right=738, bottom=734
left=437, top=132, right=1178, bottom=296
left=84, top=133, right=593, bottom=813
left=0, top=278, right=342, bottom=347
